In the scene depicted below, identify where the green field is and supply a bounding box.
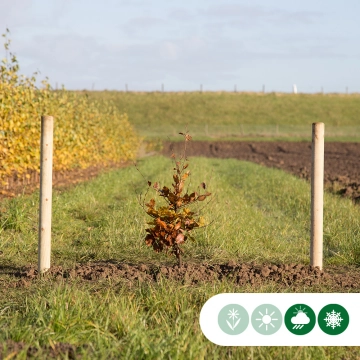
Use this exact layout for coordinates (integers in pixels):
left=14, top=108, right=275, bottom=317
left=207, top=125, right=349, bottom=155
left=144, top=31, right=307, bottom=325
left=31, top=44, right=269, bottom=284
left=1, top=156, right=359, bottom=358
left=85, top=91, right=360, bottom=141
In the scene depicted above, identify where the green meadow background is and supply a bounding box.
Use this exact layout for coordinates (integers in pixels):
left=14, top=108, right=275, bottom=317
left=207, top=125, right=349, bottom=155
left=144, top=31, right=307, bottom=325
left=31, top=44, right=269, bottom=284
left=85, top=91, right=360, bottom=141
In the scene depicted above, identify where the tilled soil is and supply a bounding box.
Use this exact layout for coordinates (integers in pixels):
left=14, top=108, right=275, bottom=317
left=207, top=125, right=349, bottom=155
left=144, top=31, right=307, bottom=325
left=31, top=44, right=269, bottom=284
left=7, top=261, right=360, bottom=290
left=162, top=141, right=360, bottom=203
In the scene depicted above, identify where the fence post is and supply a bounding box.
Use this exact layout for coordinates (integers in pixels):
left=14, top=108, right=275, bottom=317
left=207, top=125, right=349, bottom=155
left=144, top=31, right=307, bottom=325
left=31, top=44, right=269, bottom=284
left=38, top=115, right=54, bottom=274
left=310, top=122, right=324, bottom=270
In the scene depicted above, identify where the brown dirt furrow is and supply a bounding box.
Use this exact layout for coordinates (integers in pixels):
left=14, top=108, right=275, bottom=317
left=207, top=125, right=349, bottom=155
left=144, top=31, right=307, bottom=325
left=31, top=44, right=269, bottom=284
left=0, top=162, right=130, bottom=200
left=162, top=141, right=360, bottom=203
left=5, top=261, right=360, bottom=291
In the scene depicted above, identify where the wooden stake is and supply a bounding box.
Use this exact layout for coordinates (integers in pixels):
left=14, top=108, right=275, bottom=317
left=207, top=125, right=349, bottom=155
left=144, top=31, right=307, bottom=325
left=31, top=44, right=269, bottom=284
left=310, top=122, right=324, bottom=270
left=38, top=115, right=54, bottom=274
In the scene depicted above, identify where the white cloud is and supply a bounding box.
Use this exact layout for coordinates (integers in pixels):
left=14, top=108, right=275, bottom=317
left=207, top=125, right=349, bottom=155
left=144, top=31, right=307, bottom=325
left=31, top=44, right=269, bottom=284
left=160, top=41, right=179, bottom=60
left=291, top=312, right=310, bottom=325
left=200, top=3, right=322, bottom=31
left=0, top=0, right=32, bottom=26
left=167, top=8, right=194, bottom=22
left=122, top=16, right=167, bottom=36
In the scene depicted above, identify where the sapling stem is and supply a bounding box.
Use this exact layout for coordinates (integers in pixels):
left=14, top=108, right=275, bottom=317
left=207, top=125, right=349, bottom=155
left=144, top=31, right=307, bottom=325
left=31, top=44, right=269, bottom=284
left=175, top=247, right=182, bottom=268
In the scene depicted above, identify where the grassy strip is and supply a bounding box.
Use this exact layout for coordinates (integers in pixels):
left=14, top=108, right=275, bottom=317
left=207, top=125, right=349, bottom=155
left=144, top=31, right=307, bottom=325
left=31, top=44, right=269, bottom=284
left=1, top=156, right=360, bottom=358
left=2, top=282, right=360, bottom=359
left=86, top=91, right=360, bottom=141
left=1, top=156, right=359, bottom=267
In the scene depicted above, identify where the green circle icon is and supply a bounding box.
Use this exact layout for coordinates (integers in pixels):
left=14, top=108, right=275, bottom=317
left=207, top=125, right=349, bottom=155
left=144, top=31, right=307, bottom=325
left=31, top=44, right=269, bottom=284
left=251, top=304, right=282, bottom=335
left=218, top=304, right=249, bottom=335
left=284, top=304, right=316, bottom=335
left=318, top=304, right=349, bottom=335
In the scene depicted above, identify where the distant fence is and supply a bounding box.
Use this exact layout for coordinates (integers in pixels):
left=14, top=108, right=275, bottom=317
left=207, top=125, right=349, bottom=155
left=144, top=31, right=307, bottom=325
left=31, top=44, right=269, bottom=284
left=137, top=124, right=360, bottom=140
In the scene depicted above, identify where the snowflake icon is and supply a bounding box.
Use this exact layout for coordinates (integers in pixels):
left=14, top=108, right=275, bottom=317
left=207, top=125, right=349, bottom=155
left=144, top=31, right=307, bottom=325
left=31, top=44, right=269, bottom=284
left=324, top=310, right=343, bottom=329
left=319, top=304, right=349, bottom=335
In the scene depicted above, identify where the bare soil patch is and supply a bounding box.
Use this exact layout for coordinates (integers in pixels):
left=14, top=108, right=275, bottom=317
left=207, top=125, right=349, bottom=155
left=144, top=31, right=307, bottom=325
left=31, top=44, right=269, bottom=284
left=0, top=162, right=130, bottom=200
left=5, top=261, right=359, bottom=291
left=162, top=141, right=360, bottom=203
left=0, top=339, right=85, bottom=359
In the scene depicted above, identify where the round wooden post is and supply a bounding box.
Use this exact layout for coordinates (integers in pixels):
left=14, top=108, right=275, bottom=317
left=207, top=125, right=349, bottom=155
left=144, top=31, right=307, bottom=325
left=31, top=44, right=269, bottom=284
left=310, top=122, right=324, bottom=270
left=38, top=115, right=53, bottom=273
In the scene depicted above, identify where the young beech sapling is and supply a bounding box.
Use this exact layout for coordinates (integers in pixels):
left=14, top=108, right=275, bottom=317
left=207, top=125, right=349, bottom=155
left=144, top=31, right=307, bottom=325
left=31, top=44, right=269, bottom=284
left=138, top=132, right=212, bottom=267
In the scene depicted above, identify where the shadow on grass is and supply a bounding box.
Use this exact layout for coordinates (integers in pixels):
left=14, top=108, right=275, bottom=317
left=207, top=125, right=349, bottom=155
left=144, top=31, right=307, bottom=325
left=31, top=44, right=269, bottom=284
left=0, top=263, right=25, bottom=277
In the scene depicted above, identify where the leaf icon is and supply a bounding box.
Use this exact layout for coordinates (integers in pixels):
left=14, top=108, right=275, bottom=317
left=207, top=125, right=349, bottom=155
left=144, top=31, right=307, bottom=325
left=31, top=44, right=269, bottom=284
left=233, top=318, right=241, bottom=329
left=226, top=320, right=234, bottom=330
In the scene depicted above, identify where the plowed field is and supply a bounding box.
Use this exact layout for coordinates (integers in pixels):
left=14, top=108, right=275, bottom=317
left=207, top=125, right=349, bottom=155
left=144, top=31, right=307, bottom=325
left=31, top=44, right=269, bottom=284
left=162, top=141, right=360, bottom=203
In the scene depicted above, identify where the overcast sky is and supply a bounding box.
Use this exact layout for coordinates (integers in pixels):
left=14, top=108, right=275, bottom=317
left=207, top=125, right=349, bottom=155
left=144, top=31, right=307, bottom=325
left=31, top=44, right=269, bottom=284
left=1, top=0, right=359, bottom=93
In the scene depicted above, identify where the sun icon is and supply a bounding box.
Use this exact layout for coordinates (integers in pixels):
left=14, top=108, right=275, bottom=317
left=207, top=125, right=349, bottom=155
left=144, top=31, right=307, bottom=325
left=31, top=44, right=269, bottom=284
left=255, top=307, right=279, bottom=331
left=293, top=305, right=307, bottom=316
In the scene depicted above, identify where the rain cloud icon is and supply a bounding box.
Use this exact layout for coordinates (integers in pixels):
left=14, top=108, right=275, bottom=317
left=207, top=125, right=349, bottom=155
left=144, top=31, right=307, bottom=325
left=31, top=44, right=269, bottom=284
left=291, top=312, right=310, bottom=329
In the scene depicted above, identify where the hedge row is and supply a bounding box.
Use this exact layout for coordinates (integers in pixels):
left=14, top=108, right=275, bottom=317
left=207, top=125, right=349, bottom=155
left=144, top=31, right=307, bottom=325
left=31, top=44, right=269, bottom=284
left=0, top=31, right=140, bottom=187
